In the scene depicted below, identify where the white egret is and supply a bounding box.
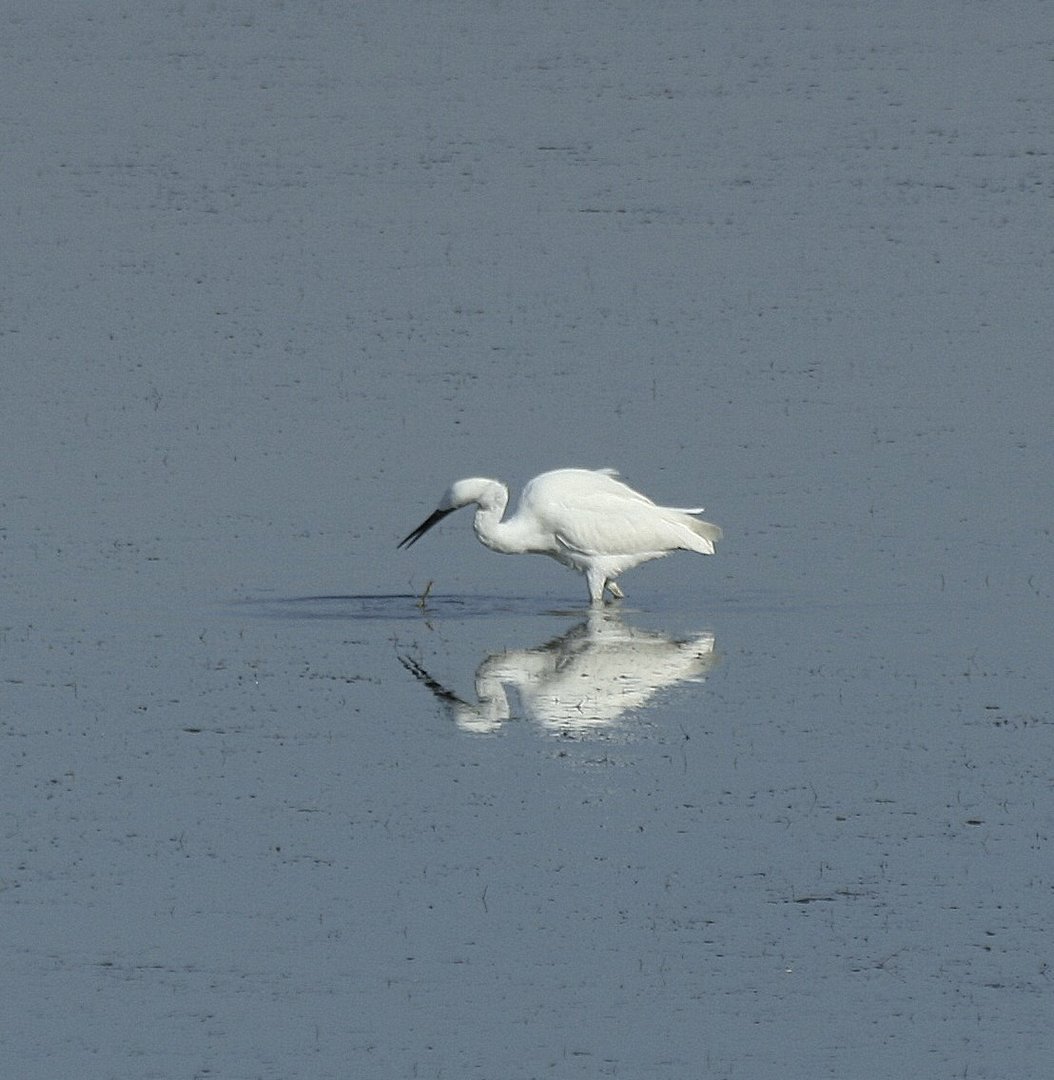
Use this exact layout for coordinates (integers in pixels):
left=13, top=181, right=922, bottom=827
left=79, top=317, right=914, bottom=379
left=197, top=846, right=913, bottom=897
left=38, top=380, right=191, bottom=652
left=397, top=467, right=721, bottom=604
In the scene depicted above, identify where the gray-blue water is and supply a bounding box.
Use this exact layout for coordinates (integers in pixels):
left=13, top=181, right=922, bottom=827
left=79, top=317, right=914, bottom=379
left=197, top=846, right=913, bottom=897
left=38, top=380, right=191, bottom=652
left=3, top=4, right=1051, bottom=1078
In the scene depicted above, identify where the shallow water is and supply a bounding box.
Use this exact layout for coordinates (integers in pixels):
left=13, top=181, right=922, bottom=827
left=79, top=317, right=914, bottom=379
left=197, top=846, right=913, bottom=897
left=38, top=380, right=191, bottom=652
left=3, top=4, right=1052, bottom=1079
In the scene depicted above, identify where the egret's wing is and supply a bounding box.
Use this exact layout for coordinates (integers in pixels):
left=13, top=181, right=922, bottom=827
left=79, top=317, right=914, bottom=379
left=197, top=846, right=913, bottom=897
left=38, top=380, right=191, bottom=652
left=543, top=488, right=691, bottom=555
left=521, top=468, right=717, bottom=556
left=550, top=506, right=688, bottom=555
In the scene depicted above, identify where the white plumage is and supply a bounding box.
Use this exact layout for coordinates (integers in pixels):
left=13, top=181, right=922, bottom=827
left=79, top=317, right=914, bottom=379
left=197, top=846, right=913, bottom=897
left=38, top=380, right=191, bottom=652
left=398, top=467, right=721, bottom=604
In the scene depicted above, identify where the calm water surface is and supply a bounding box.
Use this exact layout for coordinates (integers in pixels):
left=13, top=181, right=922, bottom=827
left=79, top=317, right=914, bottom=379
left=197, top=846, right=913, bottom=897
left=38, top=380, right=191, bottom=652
left=2, top=4, right=1050, bottom=1079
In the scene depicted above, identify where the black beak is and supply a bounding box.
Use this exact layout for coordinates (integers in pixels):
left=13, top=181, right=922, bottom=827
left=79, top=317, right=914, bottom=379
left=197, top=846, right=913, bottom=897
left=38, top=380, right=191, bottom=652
left=397, top=507, right=455, bottom=549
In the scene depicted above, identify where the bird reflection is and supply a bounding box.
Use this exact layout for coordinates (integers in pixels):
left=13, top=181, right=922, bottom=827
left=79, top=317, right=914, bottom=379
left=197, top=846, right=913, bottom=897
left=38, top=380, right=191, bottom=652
left=399, top=610, right=716, bottom=735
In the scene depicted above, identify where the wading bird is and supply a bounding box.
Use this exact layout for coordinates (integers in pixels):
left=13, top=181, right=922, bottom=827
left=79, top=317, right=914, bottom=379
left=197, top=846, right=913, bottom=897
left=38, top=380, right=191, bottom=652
left=397, top=468, right=721, bottom=604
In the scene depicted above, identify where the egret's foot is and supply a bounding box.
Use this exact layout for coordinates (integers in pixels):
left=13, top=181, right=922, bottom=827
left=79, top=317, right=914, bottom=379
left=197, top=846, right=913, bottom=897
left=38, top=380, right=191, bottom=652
left=605, top=581, right=625, bottom=601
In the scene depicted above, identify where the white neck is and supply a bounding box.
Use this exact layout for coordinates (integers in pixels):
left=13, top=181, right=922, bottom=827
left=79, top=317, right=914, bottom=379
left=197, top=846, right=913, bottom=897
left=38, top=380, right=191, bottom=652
left=472, top=503, right=524, bottom=553
left=471, top=488, right=546, bottom=555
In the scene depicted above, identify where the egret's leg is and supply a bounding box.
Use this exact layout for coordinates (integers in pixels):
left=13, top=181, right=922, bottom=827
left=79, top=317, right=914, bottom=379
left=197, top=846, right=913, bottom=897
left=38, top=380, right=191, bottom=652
left=605, top=580, right=624, bottom=600
left=585, top=568, right=606, bottom=605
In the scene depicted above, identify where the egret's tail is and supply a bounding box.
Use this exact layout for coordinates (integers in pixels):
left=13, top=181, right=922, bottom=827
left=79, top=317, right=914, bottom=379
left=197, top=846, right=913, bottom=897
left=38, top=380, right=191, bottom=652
left=678, top=513, right=722, bottom=554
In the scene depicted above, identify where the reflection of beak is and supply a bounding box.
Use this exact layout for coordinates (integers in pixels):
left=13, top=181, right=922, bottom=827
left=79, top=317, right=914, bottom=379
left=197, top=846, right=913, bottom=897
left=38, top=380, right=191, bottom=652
left=397, top=507, right=455, bottom=549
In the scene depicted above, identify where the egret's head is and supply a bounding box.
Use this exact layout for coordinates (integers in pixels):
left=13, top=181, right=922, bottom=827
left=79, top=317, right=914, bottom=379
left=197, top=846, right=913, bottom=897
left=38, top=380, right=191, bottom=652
left=398, top=477, right=507, bottom=549
left=441, top=477, right=506, bottom=511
